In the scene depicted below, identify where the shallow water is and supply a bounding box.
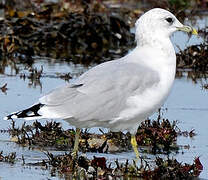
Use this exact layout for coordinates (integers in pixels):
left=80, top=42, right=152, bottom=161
left=165, top=73, right=208, bottom=179
left=0, top=19, right=208, bottom=179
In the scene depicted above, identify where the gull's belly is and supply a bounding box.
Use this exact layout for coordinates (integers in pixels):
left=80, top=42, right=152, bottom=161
left=121, top=85, right=168, bottom=121
left=134, top=68, right=175, bottom=118
left=111, top=66, right=176, bottom=133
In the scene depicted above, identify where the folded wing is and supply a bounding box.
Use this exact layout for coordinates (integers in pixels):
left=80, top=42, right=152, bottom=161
left=39, top=59, right=160, bottom=122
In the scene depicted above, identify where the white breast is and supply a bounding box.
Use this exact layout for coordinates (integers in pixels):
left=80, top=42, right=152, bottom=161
left=110, top=45, right=176, bottom=133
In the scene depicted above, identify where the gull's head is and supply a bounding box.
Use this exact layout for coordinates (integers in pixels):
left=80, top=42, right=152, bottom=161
left=135, top=8, right=197, bottom=46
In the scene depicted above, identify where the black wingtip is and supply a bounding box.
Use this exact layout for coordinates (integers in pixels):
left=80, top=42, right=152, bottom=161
left=3, top=115, right=12, bottom=120
left=4, top=103, right=44, bottom=120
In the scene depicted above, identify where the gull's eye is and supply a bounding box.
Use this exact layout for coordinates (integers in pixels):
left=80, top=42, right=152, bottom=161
left=166, top=17, right=174, bottom=24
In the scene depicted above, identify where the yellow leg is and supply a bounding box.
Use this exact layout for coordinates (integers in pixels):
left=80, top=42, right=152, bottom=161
left=131, top=135, right=140, bottom=159
left=72, top=128, right=81, bottom=158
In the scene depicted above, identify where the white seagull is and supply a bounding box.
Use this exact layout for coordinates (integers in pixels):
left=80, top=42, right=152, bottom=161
left=4, top=8, right=197, bottom=158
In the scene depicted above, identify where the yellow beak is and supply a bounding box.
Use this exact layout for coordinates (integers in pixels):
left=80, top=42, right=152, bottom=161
left=177, top=25, right=198, bottom=35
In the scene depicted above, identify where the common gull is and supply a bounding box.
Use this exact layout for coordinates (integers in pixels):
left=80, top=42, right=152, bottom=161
left=4, top=8, right=197, bottom=158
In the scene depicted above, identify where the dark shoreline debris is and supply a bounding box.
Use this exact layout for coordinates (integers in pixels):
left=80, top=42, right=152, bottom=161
left=202, top=83, right=208, bottom=89
left=136, top=118, right=178, bottom=154
left=9, top=120, right=132, bottom=153
left=0, top=148, right=202, bottom=179
left=177, top=129, right=196, bottom=138
left=0, top=83, right=8, bottom=94
left=6, top=112, right=201, bottom=178
left=20, top=66, right=43, bottom=88
left=0, top=3, right=135, bottom=65
left=8, top=112, right=190, bottom=154
left=0, top=1, right=207, bottom=72
left=26, top=152, right=203, bottom=179
left=0, top=151, right=16, bottom=163
left=176, top=43, right=208, bottom=71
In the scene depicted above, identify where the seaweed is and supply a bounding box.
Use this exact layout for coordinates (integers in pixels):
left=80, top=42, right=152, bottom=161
left=9, top=112, right=184, bottom=154
left=0, top=3, right=135, bottom=66
left=0, top=151, right=16, bottom=164
left=28, top=152, right=203, bottom=179
left=176, top=43, right=208, bottom=71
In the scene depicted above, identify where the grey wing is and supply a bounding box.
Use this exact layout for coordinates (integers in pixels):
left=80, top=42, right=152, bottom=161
left=39, top=60, right=160, bottom=121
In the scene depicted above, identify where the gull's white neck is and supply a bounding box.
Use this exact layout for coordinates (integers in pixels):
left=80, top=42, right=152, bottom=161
left=132, top=35, right=176, bottom=69
left=128, top=35, right=176, bottom=102
left=136, top=32, right=176, bottom=60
